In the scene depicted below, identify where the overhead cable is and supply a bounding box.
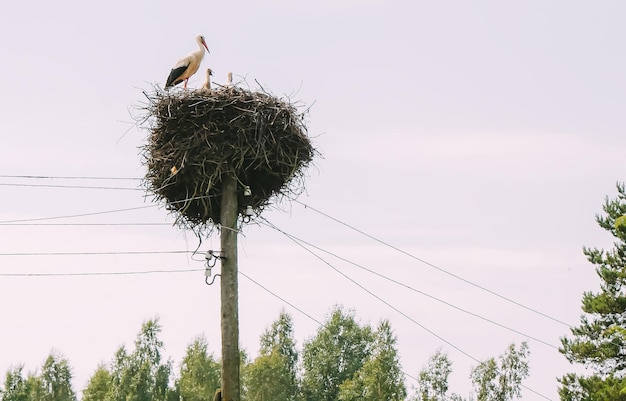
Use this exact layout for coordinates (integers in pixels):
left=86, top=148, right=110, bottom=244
left=293, top=199, right=573, bottom=328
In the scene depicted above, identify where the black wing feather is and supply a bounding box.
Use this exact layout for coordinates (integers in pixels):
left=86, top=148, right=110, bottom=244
left=165, top=66, right=188, bottom=88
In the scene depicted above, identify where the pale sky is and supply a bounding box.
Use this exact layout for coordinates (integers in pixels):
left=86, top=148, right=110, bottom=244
left=1, top=1, right=625, bottom=400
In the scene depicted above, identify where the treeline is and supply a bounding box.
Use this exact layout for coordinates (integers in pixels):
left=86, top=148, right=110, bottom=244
left=0, top=306, right=530, bottom=401
left=3, top=184, right=626, bottom=401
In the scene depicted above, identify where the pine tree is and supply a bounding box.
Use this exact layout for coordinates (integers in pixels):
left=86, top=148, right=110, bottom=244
left=559, top=182, right=626, bottom=400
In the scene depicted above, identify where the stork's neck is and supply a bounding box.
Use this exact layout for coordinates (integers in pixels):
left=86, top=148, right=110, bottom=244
left=197, top=38, right=207, bottom=54
left=193, top=45, right=206, bottom=63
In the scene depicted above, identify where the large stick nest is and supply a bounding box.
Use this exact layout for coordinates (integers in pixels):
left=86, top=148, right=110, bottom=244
left=140, top=85, right=315, bottom=233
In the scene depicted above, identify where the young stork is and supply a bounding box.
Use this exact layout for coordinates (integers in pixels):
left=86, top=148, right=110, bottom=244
left=165, top=35, right=210, bottom=89
left=201, top=68, right=213, bottom=91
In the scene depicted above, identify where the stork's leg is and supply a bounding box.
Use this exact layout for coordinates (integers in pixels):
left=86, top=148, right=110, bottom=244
left=184, top=79, right=188, bottom=89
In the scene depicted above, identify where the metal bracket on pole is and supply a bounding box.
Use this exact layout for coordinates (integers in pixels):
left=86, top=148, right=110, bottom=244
left=206, top=250, right=227, bottom=266
left=205, top=250, right=226, bottom=286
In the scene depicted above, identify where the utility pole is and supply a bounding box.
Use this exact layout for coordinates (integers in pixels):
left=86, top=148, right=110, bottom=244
left=145, top=84, right=313, bottom=401
left=220, top=172, right=240, bottom=401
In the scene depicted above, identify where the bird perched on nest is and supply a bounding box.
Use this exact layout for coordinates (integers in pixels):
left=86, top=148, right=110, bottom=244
left=165, top=35, right=209, bottom=89
left=201, top=68, right=213, bottom=91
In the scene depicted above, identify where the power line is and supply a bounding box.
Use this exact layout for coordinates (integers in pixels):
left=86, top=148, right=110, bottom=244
left=0, top=177, right=552, bottom=396
left=0, top=188, right=569, bottom=343
left=0, top=194, right=218, bottom=225
left=0, top=177, right=574, bottom=328
left=293, top=199, right=573, bottom=328
left=239, top=269, right=420, bottom=383
left=0, top=250, right=191, bottom=256
left=0, top=223, right=170, bottom=226
left=239, top=270, right=323, bottom=326
left=0, top=268, right=202, bottom=277
left=261, top=217, right=552, bottom=401
left=0, top=183, right=142, bottom=191
left=0, top=252, right=448, bottom=385
left=0, top=205, right=156, bottom=224
left=261, top=217, right=480, bottom=361
left=257, top=219, right=558, bottom=350
left=0, top=175, right=140, bottom=180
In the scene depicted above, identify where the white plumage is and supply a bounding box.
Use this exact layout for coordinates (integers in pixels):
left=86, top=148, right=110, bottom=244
left=202, top=68, right=213, bottom=91
left=165, top=35, right=209, bottom=89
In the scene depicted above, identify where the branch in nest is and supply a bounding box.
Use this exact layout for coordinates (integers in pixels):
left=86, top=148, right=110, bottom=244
left=140, top=85, right=317, bottom=236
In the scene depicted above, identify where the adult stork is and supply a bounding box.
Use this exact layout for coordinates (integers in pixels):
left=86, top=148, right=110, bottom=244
left=165, top=35, right=210, bottom=89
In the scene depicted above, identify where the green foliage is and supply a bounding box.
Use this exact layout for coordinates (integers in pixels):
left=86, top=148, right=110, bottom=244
left=175, top=336, right=221, bottom=401
left=1, top=366, right=29, bottom=401
left=23, top=375, right=45, bottom=401
left=615, top=215, right=626, bottom=230
left=469, top=342, right=529, bottom=401
left=1, top=353, right=76, bottom=401
left=560, top=182, right=626, bottom=400
left=102, top=317, right=173, bottom=401
left=245, top=349, right=298, bottom=401
left=3, top=306, right=535, bottom=401
left=40, top=353, right=76, bottom=401
left=559, top=373, right=626, bottom=401
left=301, top=306, right=374, bottom=401
left=414, top=350, right=464, bottom=401
left=259, top=311, right=298, bottom=377
left=245, top=311, right=299, bottom=401
left=337, top=320, right=407, bottom=401
left=82, top=365, right=112, bottom=401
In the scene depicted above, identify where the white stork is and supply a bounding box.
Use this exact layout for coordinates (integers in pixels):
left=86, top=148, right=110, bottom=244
left=165, top=35, right=210, bottom=89
left=202, top=68, right=213, bottom=91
